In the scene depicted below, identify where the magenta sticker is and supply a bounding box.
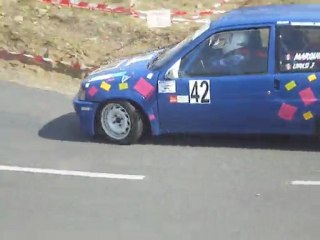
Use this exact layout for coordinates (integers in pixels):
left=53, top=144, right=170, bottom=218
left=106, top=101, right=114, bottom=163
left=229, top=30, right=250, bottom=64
left=134, top=77, right=155, bottom=98
left=88, top=86, right=98, bottom=97
left=149, top=114, right=156, bottom=121
left=278, top=103, right=298, bottom=121
left=299, top=87, right=317, bottom=106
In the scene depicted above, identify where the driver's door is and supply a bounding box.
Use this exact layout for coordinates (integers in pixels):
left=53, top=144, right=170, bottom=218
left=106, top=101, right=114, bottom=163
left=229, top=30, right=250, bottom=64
left=157, top=76, right=213, bottom=133
left=157, top=26, right=279, bottom=135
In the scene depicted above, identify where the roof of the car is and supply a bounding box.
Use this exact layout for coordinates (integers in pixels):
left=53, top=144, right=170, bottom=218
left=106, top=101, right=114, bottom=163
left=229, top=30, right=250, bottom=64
left=212, top=4, right=320, bottom=28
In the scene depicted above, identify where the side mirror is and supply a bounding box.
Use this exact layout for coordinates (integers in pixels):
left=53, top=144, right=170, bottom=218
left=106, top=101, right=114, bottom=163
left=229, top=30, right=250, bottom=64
left=165, top=59, right=181, bottom=80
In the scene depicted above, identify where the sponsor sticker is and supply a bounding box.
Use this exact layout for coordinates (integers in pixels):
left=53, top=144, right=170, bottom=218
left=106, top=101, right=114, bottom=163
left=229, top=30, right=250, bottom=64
left=134, top=77, right=155, bottom=98
left=100, top=81, right=111, bottom=92
left=169, top=95, right=189, bottom=103
left=308, top=74, right=317, bottom=82
left=292, top=62, right=316, bottom=70
left=299, top=87, right=317, bottom=106
left=303, top=111, right=314, bottom=120
left=147, top=73, right=154, bottom=79
left=149, top=114, right=156, bottom=121
left=121, top=75, right=130, bottom=83
left=293, top=52, right=320, bottom=61
left=285, top=80, right=297, bottom=91
left=119, top=82, right=129, bottom=90
left=105, top=77, right=115, bottom=82
left=158, top=80, right=176, bottom=93
left=278, top=103, right=297, bottom=121
left=88, top=86, right=98, bottom=97
left=169, top=95, right=177, bottom=103
left=177, top=95, right=189, bottom=103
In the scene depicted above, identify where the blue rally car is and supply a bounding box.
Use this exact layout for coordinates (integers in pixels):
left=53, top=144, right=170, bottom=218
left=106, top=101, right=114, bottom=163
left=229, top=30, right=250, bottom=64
left=74, top=4, right=320, bottom=144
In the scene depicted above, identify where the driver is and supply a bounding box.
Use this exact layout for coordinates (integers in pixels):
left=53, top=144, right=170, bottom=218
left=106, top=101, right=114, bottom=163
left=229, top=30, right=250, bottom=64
left=207, top=31, right=252, bottom=75
left=205, top=30, right=267, bottom=75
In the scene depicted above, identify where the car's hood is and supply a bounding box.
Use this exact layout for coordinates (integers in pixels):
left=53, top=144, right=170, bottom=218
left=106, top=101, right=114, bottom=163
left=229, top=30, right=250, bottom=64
left=83, top=50, right=160, bottom=86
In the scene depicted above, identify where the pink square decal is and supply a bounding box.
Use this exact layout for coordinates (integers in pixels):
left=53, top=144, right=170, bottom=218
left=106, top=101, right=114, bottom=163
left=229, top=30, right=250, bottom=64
left=134, top=77, right=155, bottom=98
left=299, top=87, right=317, bottom=106
left=88, top=86, right=98, bottom=97
left=278, top=103, right=297, bottom=121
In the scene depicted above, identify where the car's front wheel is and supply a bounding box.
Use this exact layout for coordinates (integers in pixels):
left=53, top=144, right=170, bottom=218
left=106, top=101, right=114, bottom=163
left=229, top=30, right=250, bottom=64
left=99, top=101, right=143, bottom=145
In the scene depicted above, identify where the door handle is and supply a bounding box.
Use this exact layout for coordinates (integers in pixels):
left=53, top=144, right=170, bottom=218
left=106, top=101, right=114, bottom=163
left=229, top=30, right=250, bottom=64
left=274, top=79, right=280, bottom=90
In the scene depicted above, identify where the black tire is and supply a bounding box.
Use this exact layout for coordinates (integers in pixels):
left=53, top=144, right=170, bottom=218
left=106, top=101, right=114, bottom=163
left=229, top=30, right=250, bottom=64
left=98, top=100, right=144, bottom=145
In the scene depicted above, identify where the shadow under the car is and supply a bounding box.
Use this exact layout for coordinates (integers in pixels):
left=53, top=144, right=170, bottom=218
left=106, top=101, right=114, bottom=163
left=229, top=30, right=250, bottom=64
left=38, top=112, right=91, bottom=143
left=38, top=112, right=320, bottom=152
left=140, top=133, right=320, bottom=152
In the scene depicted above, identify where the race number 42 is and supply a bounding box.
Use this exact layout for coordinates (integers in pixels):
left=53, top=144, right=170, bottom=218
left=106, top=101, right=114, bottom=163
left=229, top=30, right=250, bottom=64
left=189, top=80, right=211, bottom=104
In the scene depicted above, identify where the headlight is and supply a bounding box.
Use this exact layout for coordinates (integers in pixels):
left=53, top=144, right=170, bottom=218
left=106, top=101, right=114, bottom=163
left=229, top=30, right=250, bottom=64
left=77, top=87, right=86, bottom=101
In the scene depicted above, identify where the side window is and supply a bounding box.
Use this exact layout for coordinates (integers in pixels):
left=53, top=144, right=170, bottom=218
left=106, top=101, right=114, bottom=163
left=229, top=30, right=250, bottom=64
left=179, top=28, right=270, bottom=77
left=277, top=26, right=320, bottom=72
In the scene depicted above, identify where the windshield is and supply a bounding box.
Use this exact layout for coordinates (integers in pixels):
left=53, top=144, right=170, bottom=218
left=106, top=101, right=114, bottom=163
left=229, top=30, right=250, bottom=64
left=149, top=21, right=211, bottom=70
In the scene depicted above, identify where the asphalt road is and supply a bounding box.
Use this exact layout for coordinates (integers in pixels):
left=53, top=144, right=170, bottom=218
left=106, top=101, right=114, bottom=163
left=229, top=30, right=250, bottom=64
left=0, top=80, right=320, bottom=240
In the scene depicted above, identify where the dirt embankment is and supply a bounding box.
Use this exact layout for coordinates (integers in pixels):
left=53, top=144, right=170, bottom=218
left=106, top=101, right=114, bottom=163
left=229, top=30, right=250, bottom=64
left=0, top=0, right=200, bottom=94
left=0, top=0, right=251, bottom=95
left=0, top=0, right=195, bottom=66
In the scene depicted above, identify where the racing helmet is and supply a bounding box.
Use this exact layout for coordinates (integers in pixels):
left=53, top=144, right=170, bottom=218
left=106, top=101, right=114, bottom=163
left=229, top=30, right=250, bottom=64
left=222, top=31, right=250, bottom=54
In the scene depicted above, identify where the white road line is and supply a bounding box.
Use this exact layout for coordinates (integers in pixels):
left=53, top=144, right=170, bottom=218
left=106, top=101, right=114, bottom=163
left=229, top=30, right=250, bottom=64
left=291, top=181, right=320, bottom=186
left=0, top=165, right=145, bottom=180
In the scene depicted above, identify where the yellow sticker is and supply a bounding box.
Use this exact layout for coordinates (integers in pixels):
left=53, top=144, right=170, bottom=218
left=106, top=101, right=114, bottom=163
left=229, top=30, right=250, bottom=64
left=303, top=111, right=313, bottom=120
left=285, top=80, right=297, bottom=91
left=100, top=81, right=111, bottom=92
left=119, top=82, right=128, bottom=90
left=308, top=74, right=317, bottom=82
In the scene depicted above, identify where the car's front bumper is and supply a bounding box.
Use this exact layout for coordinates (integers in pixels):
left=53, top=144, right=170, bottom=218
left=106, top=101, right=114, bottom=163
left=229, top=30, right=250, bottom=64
left=73, top=97, right=100, bottom=136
